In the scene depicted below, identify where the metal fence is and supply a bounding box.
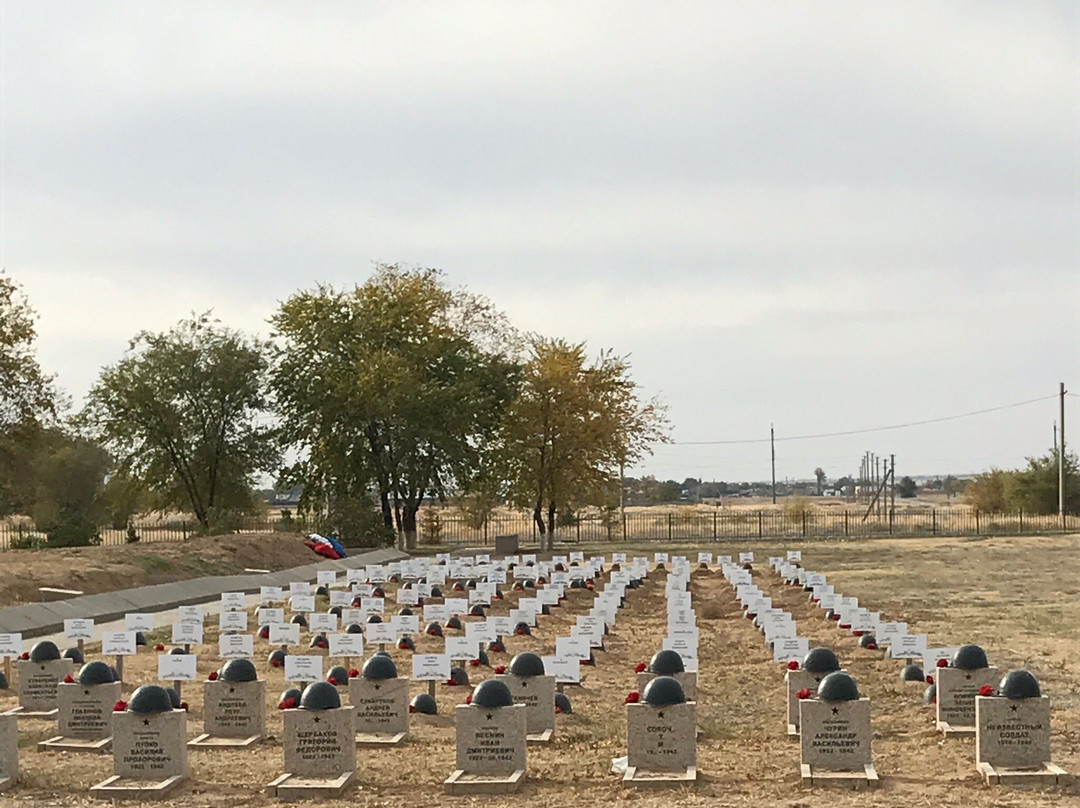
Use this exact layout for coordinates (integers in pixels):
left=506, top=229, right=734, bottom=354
left=1, top=508, right=1076, bottom=551
left=419, top=508, right=1080, bottom=546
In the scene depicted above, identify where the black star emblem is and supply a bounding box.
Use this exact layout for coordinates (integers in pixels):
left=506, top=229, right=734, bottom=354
left=84, top=689, right=90, bottom=696
left=965, top=674, right=971, bottom=680
left=374, top=684, right=381, bottom=691
left=1010, top=704, right=1019, bottom=712
left=521, top=680, right=528, bottom=688
left=143, top=719, right=150, bottom=726
left=486, top=713, right=493, bottom=720
left=313, top=716, right=321, bottom=723
left=229, top=687, right=235, bottom=694
left=658, top=711, right=664, bottom=718
left=831, top=707, right=839, bottom=715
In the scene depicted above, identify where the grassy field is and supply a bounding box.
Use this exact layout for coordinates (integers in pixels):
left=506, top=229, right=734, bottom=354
left=1, top=533, right=1078, bottom=806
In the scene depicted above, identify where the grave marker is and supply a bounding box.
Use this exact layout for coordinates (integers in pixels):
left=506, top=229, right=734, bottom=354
left=445, top=680, right=527, bottom=795
left=12, top=653, right=74, bottom=718
left=268, top=682, right=356, bottom=799
left=798, top=672, right=877, bottom=789
left=348, top=656, right=409, bottom=746
left=975, top=670, right=1067, bottom=786
left=624, top=676, right=696, bottom=785
left=190, top=660, right=265, bottom=747
left=40, top=663, right=121, bottom=753
left=0, top=712, right=14, bottom=791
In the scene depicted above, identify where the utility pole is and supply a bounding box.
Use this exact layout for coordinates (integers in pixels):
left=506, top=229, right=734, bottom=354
left=889, top=454, right=895, bottom=517
left=1060, top=382, right=1067, bottom=529
left=770, top=424, right=777, bottom=505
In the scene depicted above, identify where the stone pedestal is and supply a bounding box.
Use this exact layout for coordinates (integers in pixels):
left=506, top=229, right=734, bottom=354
left=936, top=666, right=1000, bottom=736
left=445, top=703, right=527, bottom=794
left=11, top=658, right=74, bottom=717
left=190, top=680, right=266, bottom=747
left=268, top=706, right=356, bottom=800
left=40, top=681, right=122, bottom=753
left=91, top=708, right=188, bottom=799
left=637, top=671, right=697, bottom=702
left=0, top=712, right=16, bottom=792
left=347, top=676, right=409, bottom=745
left=497, top=674, right=556, bottom=743
left=625, top=701, right=696, bottom=784
left=799, top=698, right=877, bottom=789
left=975, top=696, right=1067, bottom=786
left=785, top=669, right=835, bottom=736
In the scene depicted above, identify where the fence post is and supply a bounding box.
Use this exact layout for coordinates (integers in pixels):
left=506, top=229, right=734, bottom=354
left=667, top=513, right=673, bottom=541
left=844, top=511, right=848, bottom=537
left=713, top=510, right=717, bottom=539
left=975, top=509, right=980, bottom=535
left=1018, top=508, right=1022, bottom=534
left=758, top=511, right=763, bottom=539
left=931, top=509, right=936, bottom=535
left=182, top=521, right=187, bottom=539
left=622, top=513, right=627, bottom=541
left=576, top=519, right=580, bottom=543
left=801, top=511, right=807, bottom=538
left=889, top=508, right=893, bottom=534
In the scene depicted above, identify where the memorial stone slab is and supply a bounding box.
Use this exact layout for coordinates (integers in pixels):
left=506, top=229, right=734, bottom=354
left=799, top=698, right=872, bottom=771
left=976, top=696, right=1051, bottom=770
left=626, top=701, right=696, bottom=778
left=191, top=680, right=266, bottom=746
left=41, top=680, right=122, bottom=752
left=347, top=676, right=409, bottom=743
left=936, top=666, right=1000, bottom=735
left=497, top=674, right=555, bottom=742
left=16, top=658, right=74, bottom=715
left=449, top=702, right=527, bottom=792
left=0, top=712, right=16, bottom=791
left=111, top=709, right=188, bottom=780
left=283, top=706, right=356, bottom=776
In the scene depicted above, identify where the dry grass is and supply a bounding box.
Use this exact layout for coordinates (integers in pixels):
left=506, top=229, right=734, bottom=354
left=1, top=534, right=1079, bottom=806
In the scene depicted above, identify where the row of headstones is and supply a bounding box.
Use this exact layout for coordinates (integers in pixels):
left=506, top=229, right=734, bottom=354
left=0, top=551, right=637, bottom=797
left=768, top=554, right=1068, bottom=788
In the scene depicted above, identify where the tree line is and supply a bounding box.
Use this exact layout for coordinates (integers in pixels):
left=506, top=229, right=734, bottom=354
left=0, top=266, right=668, bottom=550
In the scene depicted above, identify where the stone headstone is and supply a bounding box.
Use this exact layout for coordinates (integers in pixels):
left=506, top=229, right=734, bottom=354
left=58, top=681, right=122, bottom=740
left=347, top=676, right=409, bottom=738
left=626, top=701, right=696, bottom=773
left=799, top=698, right=872, bottom=772
left=494, top=535, right=519, bottom=555
left=454, top=703, right=527, bottom=776
left=637, top=671, right=698, bottom=702
left=112, top=709, right=188, bottom=780
left=0, top=713, right=16, bottom=790
left=283, top=706, right=356, bottom=778
left=202, top=680, right=266, bottom=740
left=17, top=658, right=75, bottom=712
left=937, top=666, right=1000, bottom=730
left=497, top=674, right=555, bottom=739
left=976, top=696, right=1051, bottom=770
left=786, top=669, right=835, bottom=733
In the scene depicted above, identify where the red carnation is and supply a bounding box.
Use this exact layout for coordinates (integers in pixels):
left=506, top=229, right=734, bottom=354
left=327, top=676, right=340, bottom=685
left=63, top=674, right=75, bottom=683
left=271, top=657, right=283, bottom=668
left=348, top=668, right=360, bottom=678
left=787, top=660, right=799, bottom=671
left=494, top=665, right=507, bottom=674
left=936, top=658, right=949, bottom=668
left=278, top=697, right=296, bottom=709
left=852, top=630, right=863, bottom=637
left=445, top=678, right=458, bottom=686
left=408, top=704, right=417, bottom=713
left=399, top=640, right=410, bottom=649
left=634, top=662, right=647, bottom=673
left=515, top=627, right=526, bottom=635
left=208, top=670, right=218, bottom=681
left=624, top=691, right=640, bottom=704
left=925, top=674, right=934, bottom=685
left=20, top=652, right=28, bottom=660
left=155, top=643, right=165, bottom=652
left=555, top=706, right=564, bottom=714
left=796, top=688, right=813, bottom=700
left=978, top=684, right=994, bottom=697
left=465, top=694, right=472, bottom=704
left=113, top=700, right=128, bottom=712
left=865, top=642, right=878, bottom=650
left=180, top=701, right=189, bottom=711
left=469, top=658, right=481, bottom=667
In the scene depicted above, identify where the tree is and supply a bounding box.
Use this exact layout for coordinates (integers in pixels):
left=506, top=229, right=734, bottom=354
left=271, top=266, right=521, bottom=549
left=965, top=469, right=1012, bottom=513
left=896, top=475, right=917, bottom=498
left=814, top=467, right=826, bottom=495
left=1007, top=448, right=1079, bottom=515
left=504, top=338, right=669, bottom=549
left=0, top=272, right=60, bottom=516
left=82, top=314, right=278, bottom=530
left=31, top=432, right=110, bottom=546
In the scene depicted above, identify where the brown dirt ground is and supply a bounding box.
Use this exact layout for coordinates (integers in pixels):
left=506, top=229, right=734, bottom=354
left=0, top=533, right=320, bottom=604
left=1, top=534, right=1079, bottom=807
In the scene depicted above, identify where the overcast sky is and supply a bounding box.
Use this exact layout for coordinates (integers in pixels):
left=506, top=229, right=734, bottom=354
left=2, top=1, right=1077, bottom=483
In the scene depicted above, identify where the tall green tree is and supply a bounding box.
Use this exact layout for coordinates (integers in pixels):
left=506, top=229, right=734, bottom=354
left=271, top=266, right=521, bottom=548
left=82, top=314, right=278, bottom=530
left=31, top=432, right=110, bottom=546
left=504, top=338, right=668, bottom=549
left=0, top=272, right=60, bottom=516
left=1008, top=448, right=1079, bottom=515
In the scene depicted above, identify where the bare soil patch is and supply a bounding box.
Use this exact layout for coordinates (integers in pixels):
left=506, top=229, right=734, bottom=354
left=1, top=534, right=1077, bottom=807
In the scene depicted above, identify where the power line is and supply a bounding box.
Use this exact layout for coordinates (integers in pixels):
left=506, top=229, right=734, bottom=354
left=669, top=394, right=1059, bottom=446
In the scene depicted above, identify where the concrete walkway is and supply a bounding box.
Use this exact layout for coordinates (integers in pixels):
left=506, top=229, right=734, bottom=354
left=0, top=547, right=407, bottom=638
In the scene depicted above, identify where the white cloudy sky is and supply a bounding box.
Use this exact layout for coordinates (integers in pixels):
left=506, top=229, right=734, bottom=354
left=2, top=1, right=1077, bottom=483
